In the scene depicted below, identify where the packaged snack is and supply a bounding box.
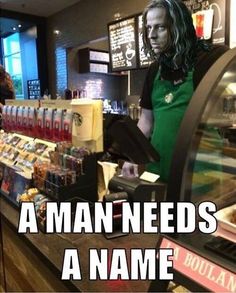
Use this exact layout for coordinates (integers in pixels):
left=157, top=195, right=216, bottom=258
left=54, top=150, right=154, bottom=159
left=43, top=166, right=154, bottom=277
left=18, top=193, right=31, bottom=202
left=53, top=109, right=63, bottom=141
left=62, top=110, right=72, bottom=141
left=2, top=105, right=8, bottom=130
left=28, top=107, right=36, bottom=136
left=28, top=188, right=39, bottom=198
left=45, top=108, right=55, bottom=140
left=22, top=107, right=29, bottom=135
left=11, top=106, right=18, bottom=132
left=37, top=107, right=46, bottom=138
left=6, top=105, right=12, bottom=132
left=17, top=106, right=24, bottom=133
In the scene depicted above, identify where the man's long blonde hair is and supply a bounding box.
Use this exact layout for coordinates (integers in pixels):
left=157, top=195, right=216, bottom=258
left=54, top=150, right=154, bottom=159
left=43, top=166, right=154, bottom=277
left=142, top=0, right=198, bottom=72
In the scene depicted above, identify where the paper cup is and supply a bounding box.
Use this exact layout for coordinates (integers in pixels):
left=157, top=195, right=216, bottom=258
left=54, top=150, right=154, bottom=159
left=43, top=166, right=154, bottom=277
left=71, top=99, right=94, bottom=141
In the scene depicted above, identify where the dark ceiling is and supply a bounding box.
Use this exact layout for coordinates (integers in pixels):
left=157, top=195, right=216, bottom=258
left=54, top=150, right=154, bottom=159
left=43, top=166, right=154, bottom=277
left=0, top=17, right=34, bottom=38
left=0, top=0, right=81, bottom=38
left=0, top=0, right=81, bottom=17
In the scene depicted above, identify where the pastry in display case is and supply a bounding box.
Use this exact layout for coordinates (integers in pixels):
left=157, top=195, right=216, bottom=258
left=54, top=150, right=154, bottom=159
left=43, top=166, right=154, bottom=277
left=153, top=48, right=236, bottom=292
left=215, top=204, right=236, bottom=234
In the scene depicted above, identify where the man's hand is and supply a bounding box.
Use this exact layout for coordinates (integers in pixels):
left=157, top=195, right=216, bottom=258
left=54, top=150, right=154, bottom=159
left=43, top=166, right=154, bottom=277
left=121, top=161, right=139, bottom=178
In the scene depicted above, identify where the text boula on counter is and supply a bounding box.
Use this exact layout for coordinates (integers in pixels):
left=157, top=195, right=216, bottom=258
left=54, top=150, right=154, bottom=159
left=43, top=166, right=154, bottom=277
left=18, top=201, right=217, bottom=234
left=17, top=201, right=217, bottom=281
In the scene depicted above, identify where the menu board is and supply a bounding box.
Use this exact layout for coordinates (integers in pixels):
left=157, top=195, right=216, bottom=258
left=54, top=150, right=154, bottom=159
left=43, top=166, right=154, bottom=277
left=27, top=79, right=41, bottom=99
left=184, top=0, right=210, bottom=12
left=108, top=17, right=137, bottom=71
left=138, top=14, right=153, bottom=68
left=89, top=50, right=110, bottom=62
left=209, top=0, right=226, bottom=45
left=89, top=63, right=108, bottom=74
left=184, top=0, right=226, bottom=45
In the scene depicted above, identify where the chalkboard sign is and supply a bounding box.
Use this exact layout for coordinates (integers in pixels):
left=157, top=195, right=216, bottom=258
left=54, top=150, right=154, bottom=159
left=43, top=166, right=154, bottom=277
left=138, top=14, right=153, bottom=68
left=184, top=0, right=227, bottom=45
left=183, top=0, right=210, bottom=12
left=78, top=48, right=109, bottom=73
left=89, top=50, right=110, bottom=62
left=27, top=79, right=41, bottom=99
left=209, top=0, right=226, bottom=45
left=108, top=16, right=138, bottom=71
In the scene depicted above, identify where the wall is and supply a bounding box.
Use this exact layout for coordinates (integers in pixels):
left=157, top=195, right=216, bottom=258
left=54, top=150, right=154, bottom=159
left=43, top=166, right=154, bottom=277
left=47, top=0, right=149, bottom=98
left=0, top=217, right=5, bottom=292
left=67, top=45, right=128, bottom=101
left=20, top=27, right=38, bottom=99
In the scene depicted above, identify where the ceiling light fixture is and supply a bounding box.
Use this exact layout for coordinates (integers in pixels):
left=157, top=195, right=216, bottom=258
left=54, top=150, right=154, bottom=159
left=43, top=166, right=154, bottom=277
left=53, top=29, right=60, bottom=35
left=18, top=24, right=22, bottom=28
left=12, top=27, right=17, bottom=31
left=114, top=12, right=121, bottom=20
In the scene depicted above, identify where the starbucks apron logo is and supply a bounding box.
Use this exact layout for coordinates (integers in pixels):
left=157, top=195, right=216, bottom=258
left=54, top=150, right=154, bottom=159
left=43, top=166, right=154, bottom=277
left=73, top=112, right=83, bottom=126
left=164, top=93, right=174, bottom=104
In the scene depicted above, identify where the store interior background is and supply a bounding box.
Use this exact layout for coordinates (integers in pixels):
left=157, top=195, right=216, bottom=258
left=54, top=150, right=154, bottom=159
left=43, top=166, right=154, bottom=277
left=0, top=0, right=236, bottom=108
left=0, top=0, right=151, bottom=109
left=0, top=1, right=236, bottom=292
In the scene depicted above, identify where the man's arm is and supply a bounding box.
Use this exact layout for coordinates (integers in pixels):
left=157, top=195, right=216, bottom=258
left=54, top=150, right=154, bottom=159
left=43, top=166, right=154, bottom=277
left=121, top=108, right=153, bottom=177
left=137, top=108, right=153, bottom=138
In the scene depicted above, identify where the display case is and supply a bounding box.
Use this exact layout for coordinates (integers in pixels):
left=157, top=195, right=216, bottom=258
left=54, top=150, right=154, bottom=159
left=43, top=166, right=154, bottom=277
left=151, top=48, right=236, bottom=292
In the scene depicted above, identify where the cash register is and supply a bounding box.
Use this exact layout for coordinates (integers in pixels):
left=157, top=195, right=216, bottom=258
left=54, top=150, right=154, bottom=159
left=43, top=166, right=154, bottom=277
left=104, top=116, right=166, bottom=238
left=103, top=116, right=166, bottom=239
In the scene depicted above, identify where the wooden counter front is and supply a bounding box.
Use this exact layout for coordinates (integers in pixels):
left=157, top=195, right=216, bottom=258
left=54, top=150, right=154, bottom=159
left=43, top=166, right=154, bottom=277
left=0, top=216, right=5, bottom=292
left=0, top=196, right=160, bottom=292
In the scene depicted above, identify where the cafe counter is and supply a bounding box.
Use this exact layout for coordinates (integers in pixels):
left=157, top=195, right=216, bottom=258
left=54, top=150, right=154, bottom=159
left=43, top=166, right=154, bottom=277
left=0, top=195, right=159, bottom=292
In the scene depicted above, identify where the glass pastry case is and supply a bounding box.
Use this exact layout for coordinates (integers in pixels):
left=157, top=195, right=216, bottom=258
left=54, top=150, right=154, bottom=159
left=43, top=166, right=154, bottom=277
left=154, top=48, right=236, bottom=292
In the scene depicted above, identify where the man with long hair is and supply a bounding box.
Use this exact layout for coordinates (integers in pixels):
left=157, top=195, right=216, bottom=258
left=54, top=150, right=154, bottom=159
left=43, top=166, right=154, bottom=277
left=122, top=0, right=228, bottom=182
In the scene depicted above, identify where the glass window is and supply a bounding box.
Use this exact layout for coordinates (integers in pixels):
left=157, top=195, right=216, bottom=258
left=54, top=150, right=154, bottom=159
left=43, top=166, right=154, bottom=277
left=2, top=33, right=24, bottom=99
left=186, top=59, right=236, bottom=209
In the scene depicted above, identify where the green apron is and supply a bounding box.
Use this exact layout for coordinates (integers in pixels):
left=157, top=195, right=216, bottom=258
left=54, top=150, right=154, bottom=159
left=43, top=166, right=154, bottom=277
left=147, top=70, right=194, bottom=182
